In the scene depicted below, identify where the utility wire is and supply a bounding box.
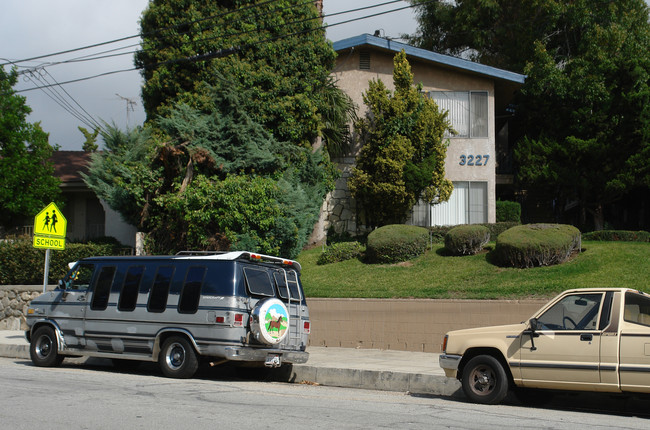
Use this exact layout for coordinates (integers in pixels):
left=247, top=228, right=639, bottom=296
left=0, top=0, right=288, bottom=67
left=14, top=1, right=430, bottom=93
left=16, top=1, right=401, bottom=70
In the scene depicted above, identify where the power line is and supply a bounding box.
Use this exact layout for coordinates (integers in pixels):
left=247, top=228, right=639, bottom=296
left=14, top=1, right=401, bottom=72
left=14, top=1, right=429, bottom=94
left=0, top=0, right=288, bottom=67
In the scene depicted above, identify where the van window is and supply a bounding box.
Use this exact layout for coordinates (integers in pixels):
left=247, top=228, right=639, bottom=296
left=66, top=263, right=94, bottom=290
left=118, top=266, right=145, bottom=312
left=274, top=270, right=301, bottom=300
left=243, top=267, right=274, bottom=297
left=91, top=266, right=116, bottom=311
left=178, top=266, right=206, bottom=314
left=148, top=266, right=174, bottom=313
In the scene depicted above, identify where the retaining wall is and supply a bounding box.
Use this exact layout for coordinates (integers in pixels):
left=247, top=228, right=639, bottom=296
left=0, top=285, right=547, bottom=352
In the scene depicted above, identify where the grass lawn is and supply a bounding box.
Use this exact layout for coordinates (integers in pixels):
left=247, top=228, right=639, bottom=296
left=297, top=241, right=650, bottom=300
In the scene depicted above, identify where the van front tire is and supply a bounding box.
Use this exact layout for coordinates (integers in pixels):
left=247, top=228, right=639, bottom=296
left=30, top=326, right=64, bottom=367
left=159, top=336, right=198, bottom=379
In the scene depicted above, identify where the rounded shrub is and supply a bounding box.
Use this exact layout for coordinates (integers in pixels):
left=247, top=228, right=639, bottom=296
left=366, top=225, right=429, bottom=264
left=494, top=224, right=581, bottom=268
left=444, top=225, right=490, bottom=256
left=317, top=241, right=364, bottom=265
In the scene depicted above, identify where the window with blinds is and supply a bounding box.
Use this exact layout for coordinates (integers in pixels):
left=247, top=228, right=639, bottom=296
left=430, top=91, right=488, bottom=138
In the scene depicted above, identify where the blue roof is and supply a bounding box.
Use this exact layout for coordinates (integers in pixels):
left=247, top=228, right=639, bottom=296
left=332, top=34, right=525, bottom=84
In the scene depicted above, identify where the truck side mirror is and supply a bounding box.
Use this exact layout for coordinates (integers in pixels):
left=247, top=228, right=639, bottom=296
left=58, top=279, right=66, bottom=290
left=528, top=318, right=539, bottom=351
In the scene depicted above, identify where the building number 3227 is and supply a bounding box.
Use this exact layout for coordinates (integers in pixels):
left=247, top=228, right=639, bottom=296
left=459, top=154, right=489, bottom=166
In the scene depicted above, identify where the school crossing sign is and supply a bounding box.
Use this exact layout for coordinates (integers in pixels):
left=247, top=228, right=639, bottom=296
left=33, top=202, right=67, bottom=250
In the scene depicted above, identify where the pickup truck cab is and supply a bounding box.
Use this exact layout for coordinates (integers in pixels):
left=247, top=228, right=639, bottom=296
left=439, top=288, right=650, bottom=404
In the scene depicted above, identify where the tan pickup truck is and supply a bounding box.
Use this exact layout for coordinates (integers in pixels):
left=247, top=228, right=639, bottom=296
left=439, top=288, right=650, bottom=404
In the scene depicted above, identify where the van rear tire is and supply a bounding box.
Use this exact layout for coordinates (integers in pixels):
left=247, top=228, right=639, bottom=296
left=30, top=326, right=64, bottom=367
left=158, top=336, right=198, bottom=379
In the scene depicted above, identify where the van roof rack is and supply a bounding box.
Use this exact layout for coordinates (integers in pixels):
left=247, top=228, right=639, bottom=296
left=175, top=251, right=228, bottom=256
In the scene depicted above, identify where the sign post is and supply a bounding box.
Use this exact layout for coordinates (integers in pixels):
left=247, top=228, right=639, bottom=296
left=33, top=202, right=67, bottom=292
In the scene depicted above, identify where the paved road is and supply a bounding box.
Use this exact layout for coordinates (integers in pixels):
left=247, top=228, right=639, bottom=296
left=1, top=357, right=649, bottom=429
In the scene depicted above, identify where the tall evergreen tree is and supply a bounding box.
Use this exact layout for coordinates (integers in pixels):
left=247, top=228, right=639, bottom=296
left=135, top=0, right=351, bottom=151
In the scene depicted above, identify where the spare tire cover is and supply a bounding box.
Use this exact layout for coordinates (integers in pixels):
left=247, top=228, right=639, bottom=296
left=250, top=298, right=290, bottom=345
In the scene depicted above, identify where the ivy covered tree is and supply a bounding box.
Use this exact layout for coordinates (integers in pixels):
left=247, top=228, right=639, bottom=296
left=135, top=0, right=352, bottom=152
left=0, top=67, right=60, bottom=231
left=348, top=51, right=453, bottom=228
left=85, top=84, right=333, bottom=257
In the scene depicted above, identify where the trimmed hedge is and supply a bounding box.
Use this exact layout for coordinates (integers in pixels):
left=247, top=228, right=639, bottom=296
left=317, top=241, right=364, bottom=265
left=496, top=200, right=521, bottom=223
left=494, top=224, right=581, bottom=268
left=429, top=222, right=519, bottom=243
left=444, top=225, right=490, bottom=256
left=583, top=230, right=650, bottom=242
left=0, top=236, right=128, bottom=285
left=366, top=225, right=429, bottom=264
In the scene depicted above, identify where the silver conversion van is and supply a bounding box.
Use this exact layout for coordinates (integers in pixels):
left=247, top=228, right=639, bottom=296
left=25, top=251, right=310, bottom=378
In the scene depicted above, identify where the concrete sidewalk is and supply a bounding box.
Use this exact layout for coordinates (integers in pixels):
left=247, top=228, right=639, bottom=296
left=0, top=330, right=460, bottom=396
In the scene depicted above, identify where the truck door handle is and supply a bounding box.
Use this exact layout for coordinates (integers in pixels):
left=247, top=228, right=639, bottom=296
left=580, top=334, right=593, bottom=342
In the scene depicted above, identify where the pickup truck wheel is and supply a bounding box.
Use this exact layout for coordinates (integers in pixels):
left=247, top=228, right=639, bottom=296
left=30, top=326, right=64, bottom=367
left=158, top=336, right=198, bottom=379
left=461, top=355, right=509, bottom=404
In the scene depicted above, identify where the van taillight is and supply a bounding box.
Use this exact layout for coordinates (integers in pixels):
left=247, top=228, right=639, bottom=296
left=303, top=321, right=311, bottom=334
left=216, top=316, right=225, bottom=324
left=234, top=313, right=244, bottom=327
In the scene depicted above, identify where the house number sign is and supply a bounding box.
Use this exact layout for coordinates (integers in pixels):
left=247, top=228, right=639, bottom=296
left=459, top=154, right=489, bottom=166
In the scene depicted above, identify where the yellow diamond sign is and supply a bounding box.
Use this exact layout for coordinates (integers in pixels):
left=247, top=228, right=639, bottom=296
left=33, top=202, right=67, bottom=250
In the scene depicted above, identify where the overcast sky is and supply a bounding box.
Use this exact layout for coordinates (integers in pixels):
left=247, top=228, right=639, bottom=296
left=1, top=1, right=417, bottom=151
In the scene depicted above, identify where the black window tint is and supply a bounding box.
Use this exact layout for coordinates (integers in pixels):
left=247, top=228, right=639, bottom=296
left=148, top=266, right=174, bottom=313
left=91, top=266, right=116, bottom=311
left=66, top=263, right=94, bottom=290
left=178, top=266, right=206, bottom=314
left=244, top=267, right=274, bottom=297
left=274, top=271, right=301, bottom=300
left=118, top=266, right=144, bottom=312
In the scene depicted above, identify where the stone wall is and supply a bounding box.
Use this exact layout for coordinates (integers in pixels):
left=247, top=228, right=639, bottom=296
left=0, top=286, right=50, bottom=330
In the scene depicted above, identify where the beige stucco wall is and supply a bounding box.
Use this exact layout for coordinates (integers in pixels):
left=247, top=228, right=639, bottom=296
left=307, top=298, right=547, bottom=353
left=321, top=48, right=497, bottom=239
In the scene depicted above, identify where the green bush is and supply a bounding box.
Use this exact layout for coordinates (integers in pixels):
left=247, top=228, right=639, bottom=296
left=317, top=241, right=364, bottom=265
left=0, top=236, right=126, bottom=285
left=366, top=225, right=429, bottom=264
left=429, top=222, right=519, bottom=243
left=496, top=200, right=521, bottom=222
left=582, top=230, right=650, bottom=242
left=444, top=225, right=490, bottom=255
left=494, top=224, right=581, bottom=268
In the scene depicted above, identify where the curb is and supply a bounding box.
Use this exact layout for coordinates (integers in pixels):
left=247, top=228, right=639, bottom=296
left=0, top=344, right=460, bottom=397
left=274, top=364, right=461, bottom=396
